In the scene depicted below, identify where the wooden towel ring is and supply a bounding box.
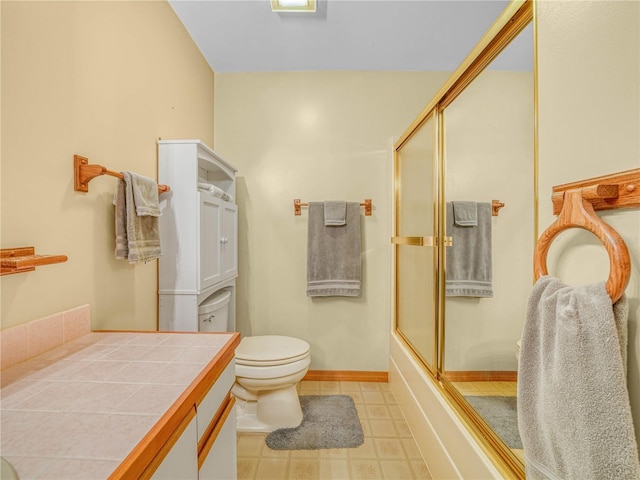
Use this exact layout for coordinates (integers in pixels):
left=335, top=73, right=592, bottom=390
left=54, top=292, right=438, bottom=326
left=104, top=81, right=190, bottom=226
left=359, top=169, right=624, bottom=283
left=534, top=188, right=630, bottom=303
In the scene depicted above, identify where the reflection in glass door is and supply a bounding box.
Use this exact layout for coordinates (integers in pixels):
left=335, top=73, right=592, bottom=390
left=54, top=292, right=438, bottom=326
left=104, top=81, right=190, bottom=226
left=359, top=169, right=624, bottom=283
left=393, top=113, right=438, bottom=373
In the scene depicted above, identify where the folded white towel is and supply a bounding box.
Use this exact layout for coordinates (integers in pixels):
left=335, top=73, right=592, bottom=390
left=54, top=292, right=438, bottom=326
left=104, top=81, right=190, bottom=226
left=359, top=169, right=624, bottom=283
left=198, top=182, right=234, bottom=202
left=198, top=182, right=223, bottom=197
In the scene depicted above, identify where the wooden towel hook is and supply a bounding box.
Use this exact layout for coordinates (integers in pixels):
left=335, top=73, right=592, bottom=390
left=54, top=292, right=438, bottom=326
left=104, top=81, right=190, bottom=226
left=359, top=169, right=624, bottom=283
left=534, top=188, right=630, bottom=303
left=74, top=155, right=170, bottom=194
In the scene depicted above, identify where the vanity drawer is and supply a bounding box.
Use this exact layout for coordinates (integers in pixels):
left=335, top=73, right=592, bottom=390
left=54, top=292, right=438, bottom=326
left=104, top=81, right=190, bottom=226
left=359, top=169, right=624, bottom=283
left=196, top=359, right=235, bottom=442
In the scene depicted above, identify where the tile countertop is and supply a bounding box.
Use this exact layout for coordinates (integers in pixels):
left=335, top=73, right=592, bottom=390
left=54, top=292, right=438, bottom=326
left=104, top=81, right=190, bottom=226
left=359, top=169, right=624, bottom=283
left=0, top=331, right=240, bottom=480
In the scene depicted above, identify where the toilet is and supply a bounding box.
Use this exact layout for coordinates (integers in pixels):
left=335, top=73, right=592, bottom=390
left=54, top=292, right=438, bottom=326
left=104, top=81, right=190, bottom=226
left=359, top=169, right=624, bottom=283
left=232, top=335, right=311, bottom=433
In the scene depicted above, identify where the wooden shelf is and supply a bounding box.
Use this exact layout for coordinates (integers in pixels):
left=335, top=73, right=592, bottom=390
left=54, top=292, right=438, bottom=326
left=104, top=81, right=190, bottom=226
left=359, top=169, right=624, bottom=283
left=1, top=247, right=68, bottom=276
left=552, top=168, right=640, bottom=215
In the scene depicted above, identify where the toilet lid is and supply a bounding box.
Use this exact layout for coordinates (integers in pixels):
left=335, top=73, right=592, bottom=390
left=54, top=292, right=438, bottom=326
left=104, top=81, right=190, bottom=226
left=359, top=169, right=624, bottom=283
left=236, top=335, right=310, bottom=367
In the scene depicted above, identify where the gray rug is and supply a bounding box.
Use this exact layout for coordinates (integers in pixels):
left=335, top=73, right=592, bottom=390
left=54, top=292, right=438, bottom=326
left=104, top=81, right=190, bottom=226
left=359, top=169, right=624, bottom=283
left=465, top=395, right=522, bottom=449
left=265, top=395, right=364, bottom=450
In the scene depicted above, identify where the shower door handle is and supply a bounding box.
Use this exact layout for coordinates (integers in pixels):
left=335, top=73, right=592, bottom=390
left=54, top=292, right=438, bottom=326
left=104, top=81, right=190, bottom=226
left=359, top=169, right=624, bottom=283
left=391, top=236, right=435, bottom=247
left=390, top=236, right=452, bottom=247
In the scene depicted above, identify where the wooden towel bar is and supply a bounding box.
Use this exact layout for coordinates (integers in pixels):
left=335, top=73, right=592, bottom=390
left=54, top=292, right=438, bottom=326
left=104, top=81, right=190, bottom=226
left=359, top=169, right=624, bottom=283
left=294, top=199, right=372, bottom=216
left=534, top=188, right=630, bottom=303
left=74, top=155, right=170, bottom=194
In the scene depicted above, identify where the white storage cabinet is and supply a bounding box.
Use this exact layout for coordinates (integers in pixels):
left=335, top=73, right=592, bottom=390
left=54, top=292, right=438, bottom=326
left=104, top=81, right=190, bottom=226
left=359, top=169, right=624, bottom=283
left=158, top=140, right=238, bottom=332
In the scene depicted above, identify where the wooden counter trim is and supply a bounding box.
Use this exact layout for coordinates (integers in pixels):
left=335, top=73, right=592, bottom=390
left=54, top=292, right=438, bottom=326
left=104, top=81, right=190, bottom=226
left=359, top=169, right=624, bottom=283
left=107, top=332, right=240, bottom=480
left=197, top=394, right=236, bottom=470
left=303, top=370, right=388, bottom=383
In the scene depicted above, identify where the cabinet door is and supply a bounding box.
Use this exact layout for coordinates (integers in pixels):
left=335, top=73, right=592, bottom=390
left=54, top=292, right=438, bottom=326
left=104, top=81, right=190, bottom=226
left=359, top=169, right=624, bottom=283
left=199, top=403, right=237, bottom=480
left=199, top=194, right=222, bottom=290
left=151, top=408, right=198, bottom=480
left=220, top=203, right=238, bottom=281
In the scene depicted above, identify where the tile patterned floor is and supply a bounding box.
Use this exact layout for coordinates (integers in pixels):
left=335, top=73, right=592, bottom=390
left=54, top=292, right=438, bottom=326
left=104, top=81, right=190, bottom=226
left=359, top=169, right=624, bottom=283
left=236, top=380, right=431, bottom=480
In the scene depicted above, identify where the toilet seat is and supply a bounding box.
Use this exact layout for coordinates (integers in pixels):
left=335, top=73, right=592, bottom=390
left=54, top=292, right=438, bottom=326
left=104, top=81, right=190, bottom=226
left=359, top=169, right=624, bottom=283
left=236, top=335, right=310, bottom=367
left=236, top=356, right=310, bottom=380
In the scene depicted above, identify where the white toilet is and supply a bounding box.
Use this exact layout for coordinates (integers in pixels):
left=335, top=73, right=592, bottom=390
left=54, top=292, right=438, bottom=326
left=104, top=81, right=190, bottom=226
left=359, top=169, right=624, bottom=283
left=232, top=335, right=311, bottom=433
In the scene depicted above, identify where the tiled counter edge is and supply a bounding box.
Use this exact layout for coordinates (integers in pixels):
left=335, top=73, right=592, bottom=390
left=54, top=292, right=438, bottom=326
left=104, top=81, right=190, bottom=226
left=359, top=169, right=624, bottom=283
left=109, top=331, right=240, bottom=479
left=0, top=329, right=240, bottom=479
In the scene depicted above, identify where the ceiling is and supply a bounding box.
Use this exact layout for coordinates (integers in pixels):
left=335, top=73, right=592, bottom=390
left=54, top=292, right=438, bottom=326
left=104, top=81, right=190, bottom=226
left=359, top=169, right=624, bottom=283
left=169, top=0, right=533, bottom=73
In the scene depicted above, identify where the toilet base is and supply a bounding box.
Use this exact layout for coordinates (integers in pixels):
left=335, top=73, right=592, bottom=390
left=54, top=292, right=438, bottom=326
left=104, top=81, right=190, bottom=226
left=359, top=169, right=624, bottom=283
left=233, top=384, right=303, bottom=433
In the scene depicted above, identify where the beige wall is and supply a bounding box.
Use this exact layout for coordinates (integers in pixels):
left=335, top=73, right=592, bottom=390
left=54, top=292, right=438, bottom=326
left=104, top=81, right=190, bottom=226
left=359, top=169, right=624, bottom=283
left=1, top=1, right=214, bottom=330
left=214, top=71, right=449, bottom=371
left=537, top=0, right=640, bottom=451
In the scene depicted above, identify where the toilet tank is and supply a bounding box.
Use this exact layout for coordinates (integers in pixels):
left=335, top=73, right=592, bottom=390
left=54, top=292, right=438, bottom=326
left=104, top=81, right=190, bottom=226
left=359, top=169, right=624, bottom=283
left=198, top=289, right=232, bottom=332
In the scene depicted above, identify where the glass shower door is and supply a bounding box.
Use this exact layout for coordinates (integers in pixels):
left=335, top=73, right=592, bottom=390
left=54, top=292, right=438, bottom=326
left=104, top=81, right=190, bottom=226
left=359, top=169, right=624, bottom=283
left=392, top=112, right=438, bottom=373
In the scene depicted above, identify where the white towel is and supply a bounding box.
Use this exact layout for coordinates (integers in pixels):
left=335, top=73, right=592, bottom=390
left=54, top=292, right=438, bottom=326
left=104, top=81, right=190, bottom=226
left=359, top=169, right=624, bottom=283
left=517, top=276, right=640, bottom=480
left=198, top=182, right=234, bottom=202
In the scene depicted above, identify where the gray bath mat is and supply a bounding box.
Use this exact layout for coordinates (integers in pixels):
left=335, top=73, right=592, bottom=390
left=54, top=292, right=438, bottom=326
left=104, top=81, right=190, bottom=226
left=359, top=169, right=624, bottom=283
left=266, top=395, right=364, bottom=450
left=465, top=395, right=522, bottom=449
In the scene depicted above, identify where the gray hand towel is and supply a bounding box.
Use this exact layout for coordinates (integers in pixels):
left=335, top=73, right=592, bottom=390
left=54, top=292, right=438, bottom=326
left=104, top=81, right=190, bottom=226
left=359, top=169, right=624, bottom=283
left=517, top=276, right=640, bottom=480
left=307, top=202, right=361, bottom=297
left=445, top=201, right=493, bottom=297
left=324, top=201, right=347, bottom=226
left=452, top=201, right=478, bottom=226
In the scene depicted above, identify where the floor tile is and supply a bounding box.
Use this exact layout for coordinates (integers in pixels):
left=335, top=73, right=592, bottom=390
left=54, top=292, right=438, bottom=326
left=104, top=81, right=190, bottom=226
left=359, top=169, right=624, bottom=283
left=350, top=459, right=383, bottom=480
left=255, top=458, right=289, bottom=479
left=289, top=459, right=319, bottom=480
left=237, top=380, right=431, bottom=479
left=319, top=459, right=350, bottom=479
left=237, top=459, right=258, bottom=480
left=380, top=460, right=414, bottom=480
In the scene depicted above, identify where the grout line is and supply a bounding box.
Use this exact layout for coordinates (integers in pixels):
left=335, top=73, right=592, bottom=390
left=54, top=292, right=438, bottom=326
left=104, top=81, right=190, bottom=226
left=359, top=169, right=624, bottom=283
left=237, top=380, right=431, bottom=480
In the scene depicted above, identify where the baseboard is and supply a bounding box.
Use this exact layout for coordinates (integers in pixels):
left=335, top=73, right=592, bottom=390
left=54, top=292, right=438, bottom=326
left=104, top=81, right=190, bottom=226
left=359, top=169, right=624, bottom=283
left=443, top=371, right=517, bottom=382
left=303, top=370, right=388, bottom=383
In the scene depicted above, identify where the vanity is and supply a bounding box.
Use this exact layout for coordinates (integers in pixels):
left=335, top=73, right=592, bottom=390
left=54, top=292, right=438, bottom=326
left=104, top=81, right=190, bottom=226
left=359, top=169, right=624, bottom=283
left=0, top=330, right=240, bottom=479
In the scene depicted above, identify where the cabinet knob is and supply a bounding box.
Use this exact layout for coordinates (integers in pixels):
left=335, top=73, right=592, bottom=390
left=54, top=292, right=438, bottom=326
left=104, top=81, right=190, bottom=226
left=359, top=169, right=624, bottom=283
left=220, top=237, right=228, bottom=244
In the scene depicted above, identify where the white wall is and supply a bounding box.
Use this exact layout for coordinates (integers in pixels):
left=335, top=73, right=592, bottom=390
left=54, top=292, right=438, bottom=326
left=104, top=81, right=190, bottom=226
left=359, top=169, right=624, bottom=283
left=214, top=71, right=449, bottom=371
